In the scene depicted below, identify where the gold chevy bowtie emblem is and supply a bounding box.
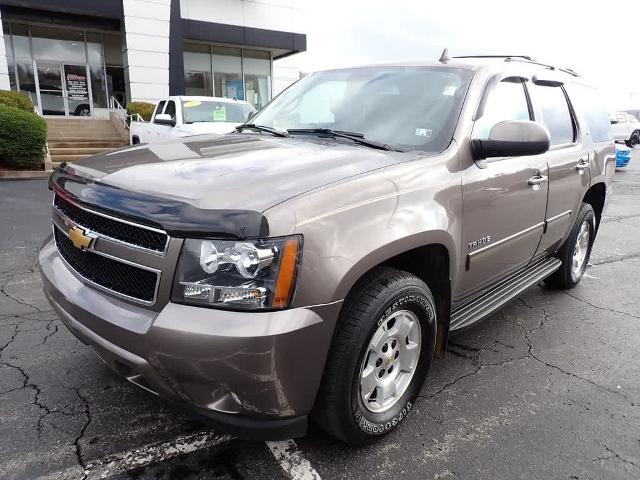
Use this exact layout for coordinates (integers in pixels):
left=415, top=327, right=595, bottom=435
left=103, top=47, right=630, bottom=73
left=68, top=226, right=94, bottom=250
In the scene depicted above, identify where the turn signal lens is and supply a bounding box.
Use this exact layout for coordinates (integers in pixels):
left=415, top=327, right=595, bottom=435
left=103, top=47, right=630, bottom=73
left=272, top=239, right=300, bottom=308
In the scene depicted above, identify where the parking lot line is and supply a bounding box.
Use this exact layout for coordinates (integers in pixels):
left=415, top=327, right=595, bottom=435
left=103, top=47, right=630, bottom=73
left=267, top=439, right=322, bottom=480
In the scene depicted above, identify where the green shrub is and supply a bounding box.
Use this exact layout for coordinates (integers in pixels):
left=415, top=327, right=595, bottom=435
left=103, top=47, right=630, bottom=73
left=126, top=101, right=155, bottom=121
left=0, top=104, right=47, bottom=169
left=0, top=90, right=34, bottom=112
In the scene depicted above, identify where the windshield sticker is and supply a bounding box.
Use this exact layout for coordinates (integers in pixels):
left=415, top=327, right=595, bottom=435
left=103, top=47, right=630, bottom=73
left=213, top=106, right=227, bottom=121
left=184, top=100, right=202, bottom=108
left=443, top=85, right=457, bottom=96
left=415, top=128, right=433, bottom=138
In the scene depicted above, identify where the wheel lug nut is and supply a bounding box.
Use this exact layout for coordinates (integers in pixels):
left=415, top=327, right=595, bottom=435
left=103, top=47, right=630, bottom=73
left=391, top=340, right=397, bottom=349
left=375, top=358, right=382, bottom=367
left=394, top=351, right=399, bottom=359
left=378, top=369, right=385, bottom=378
left=382, top=344, right=388, bottom=353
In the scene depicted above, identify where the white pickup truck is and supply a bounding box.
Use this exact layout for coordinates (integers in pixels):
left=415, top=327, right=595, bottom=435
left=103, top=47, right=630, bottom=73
left=130, top=96, right=256, bottom=144
left=609, top=111, right=640, bottom=148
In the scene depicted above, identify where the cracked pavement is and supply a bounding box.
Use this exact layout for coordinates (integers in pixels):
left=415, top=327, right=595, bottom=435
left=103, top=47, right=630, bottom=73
left=1, top=150, right=640, bottom=479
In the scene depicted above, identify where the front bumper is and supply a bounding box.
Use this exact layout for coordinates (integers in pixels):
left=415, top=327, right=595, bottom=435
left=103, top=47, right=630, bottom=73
left=39, top=238, right=341, bottom=440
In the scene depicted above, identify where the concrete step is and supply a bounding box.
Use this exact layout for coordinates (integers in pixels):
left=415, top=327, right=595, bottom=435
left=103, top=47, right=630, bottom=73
left=47, top=135, right=124, bottom=142
left=48, top=140, right=126, bottom=148
left=49, top=147, right=119, bottom=156
left=50, top=154, right=93, bottom=163
left=46, top=119, right=113, bottom=126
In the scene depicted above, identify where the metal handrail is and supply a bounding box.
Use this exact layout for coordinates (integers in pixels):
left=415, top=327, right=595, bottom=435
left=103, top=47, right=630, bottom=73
left=109, top=96, right=145, bottom=144
left=109, top=96, right=145, bottom=125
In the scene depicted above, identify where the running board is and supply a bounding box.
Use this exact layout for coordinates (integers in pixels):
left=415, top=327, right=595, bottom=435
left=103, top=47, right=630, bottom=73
left=450, top=257, right=562, bottom=331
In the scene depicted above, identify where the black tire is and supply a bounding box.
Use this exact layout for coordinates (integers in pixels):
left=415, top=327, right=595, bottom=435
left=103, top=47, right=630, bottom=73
left=73, top=104, right=91, bottom=116
left=546, top=203, right=595, bottom=289
left=625, top=131, right=639, bottom=148
left=131, top=136, right=140, bottom=145
left=312, top=267, right=436, bottom=445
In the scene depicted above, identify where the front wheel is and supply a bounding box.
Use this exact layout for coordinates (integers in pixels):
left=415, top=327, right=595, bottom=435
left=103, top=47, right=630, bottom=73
left=313, top=267, right=436, bottom=445
left=546, top=203, right=595, bottom=289
left=625, top=131, right=639, bottom=148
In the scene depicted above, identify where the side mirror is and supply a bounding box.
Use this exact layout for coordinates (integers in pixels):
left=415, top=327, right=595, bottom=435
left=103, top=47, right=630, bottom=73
left=154, top=113, right=176, bottom=127
left=471, top=120, right=550, bottom=160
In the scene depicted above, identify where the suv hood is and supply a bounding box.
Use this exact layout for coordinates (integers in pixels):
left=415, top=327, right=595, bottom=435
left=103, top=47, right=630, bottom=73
left=74, top=133, right=415, bottom=212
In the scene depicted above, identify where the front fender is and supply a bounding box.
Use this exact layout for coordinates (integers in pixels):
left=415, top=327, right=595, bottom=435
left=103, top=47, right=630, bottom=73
left=265, top=147, right=462, bottom=308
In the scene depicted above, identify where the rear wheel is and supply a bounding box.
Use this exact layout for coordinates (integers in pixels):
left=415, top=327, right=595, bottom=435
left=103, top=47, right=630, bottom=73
left=546, top=203, right=595, bottom=289
left=625, top=131, right=639, bottom=148
left=313, top=267, right=436, bottom=445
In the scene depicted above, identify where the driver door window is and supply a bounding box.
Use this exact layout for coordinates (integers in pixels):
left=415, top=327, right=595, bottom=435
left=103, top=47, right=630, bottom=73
left=164, top=100, right=177, bottom=121
left=473, top=79, right=531, bottom=139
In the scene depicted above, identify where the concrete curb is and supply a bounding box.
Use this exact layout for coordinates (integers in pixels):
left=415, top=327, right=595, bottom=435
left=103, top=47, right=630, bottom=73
left=0, top=170, right=51, bottom=180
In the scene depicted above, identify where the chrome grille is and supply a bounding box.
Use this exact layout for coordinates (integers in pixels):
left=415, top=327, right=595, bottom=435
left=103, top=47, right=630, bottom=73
left=54, top=194, right=168, bottom=254
left=54, top=227, right=159, bottom=304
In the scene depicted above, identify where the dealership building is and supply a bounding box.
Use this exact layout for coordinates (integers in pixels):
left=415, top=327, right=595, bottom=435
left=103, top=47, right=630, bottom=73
left=0, top=0, right=306, bottom=117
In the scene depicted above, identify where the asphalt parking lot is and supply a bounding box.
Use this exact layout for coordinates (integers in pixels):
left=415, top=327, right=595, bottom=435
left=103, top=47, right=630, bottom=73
left=1, top=150, right=640, bottom=480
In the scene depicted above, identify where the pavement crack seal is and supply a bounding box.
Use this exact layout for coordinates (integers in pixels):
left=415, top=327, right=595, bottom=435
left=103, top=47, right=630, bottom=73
left=515, top=297, right=633, bottom=403
left=73, top=387, right=92, bottom=479
left=0, top=323, right=19, bottom=354
left=594, top=443, right=640, bottom=470
left=591, top=253, right=640, bottom=267
left=0, top=270, right=46, bottom=313
left=78, top=430, right=233, bottom=479
left=266, top=439, right=322, bottom=480
left=564, top=291, right=640, bottom=321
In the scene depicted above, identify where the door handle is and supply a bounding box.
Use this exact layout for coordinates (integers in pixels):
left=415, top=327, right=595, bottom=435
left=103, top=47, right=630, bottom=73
left=575, top=158, right=590, bottom=171
left=527, top=175, right=548, bottom=186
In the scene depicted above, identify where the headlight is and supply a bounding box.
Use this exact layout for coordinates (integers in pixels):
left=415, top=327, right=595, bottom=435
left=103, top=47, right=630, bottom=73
left=171, top=236, right=302, bottom=310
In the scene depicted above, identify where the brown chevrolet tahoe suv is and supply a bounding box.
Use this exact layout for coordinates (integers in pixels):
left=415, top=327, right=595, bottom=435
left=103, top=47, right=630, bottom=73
left=40, top=55, right=615, bottom=445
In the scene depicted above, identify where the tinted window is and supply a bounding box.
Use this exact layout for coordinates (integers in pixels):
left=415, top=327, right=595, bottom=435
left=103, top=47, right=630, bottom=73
left=164, top=101, right=176, bottom=120
left=531, top=85, right=575, bottom=146
left=154, top=101, right=166, bottom=119
left=565, top=84, right=612, bottom=143
left=473, top=79, right=530, bottom=139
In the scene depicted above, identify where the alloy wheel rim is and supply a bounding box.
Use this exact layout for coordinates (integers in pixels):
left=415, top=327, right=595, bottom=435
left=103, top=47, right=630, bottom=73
left=571, top=220, right=590, bottom=281
left=359, top=309, right=422, bottom=413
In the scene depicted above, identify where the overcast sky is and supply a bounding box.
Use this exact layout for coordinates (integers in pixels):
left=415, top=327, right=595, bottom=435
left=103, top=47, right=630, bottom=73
left=279, top=0, right=638, bottom=110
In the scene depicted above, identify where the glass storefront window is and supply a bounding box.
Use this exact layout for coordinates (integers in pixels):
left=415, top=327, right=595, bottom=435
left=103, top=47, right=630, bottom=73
left=103, top=33, right=123, bottom=67
left=212, top=46, right=243, bottom=100
left=183, top=44, right=273, bottom=106
left=16, top=62, right=38, bottom=109
left=3, top=23, right=16, bottom=90
left=89, top=64, right=107, bottom=109
left=10, top=24, right=31, bottom=61
left=30, top=26, right=85, bottom=64
left=184, top=43, right=212, bottom=96
left=243, top=49, right=271, bottom=109
left=86, top=32, right=103, bottom=66
left=8, top=63, right=17, bottom=90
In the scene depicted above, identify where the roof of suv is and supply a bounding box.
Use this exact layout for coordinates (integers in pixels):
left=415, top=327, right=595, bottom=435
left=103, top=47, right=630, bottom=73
left=321, top=57, right=581, bottom=82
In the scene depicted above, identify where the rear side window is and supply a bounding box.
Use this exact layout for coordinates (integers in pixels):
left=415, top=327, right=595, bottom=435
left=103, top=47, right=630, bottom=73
left=566, top=84, right=612, bottom=143
left=473, top=79, right=531, bottom=139
left=530, top=85, right=575, bottom=146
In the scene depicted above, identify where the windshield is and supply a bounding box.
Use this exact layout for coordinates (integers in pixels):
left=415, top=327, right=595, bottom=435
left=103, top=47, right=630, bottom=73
left=250, top=66, right=473, bottom=152
left=182, top=100, right=255, bottom=124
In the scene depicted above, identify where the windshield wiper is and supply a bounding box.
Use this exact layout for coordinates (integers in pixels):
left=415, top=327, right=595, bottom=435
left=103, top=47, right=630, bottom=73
left=235, top=123, right=289, bottom=137
left=287, top=128, right=401, bottom=151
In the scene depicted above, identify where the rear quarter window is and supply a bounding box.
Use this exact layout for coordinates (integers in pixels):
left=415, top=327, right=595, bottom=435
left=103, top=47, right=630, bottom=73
left=565, top=84, right=612, bottom=144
